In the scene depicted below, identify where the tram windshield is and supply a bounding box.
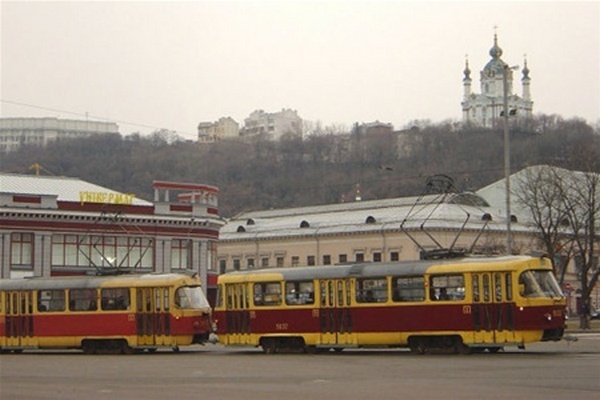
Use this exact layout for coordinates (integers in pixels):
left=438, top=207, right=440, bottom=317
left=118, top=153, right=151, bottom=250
left=175, top=286, right=211, bottom=309
left=518, top=270, right=563, bottom=298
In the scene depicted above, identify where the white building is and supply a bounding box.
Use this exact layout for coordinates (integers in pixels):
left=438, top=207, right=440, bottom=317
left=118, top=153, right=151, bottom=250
left=197, top=117, right=239, bottom=144
left=241, top=109, right=302, bottom=140
left=461, top=34, right=533, bottom=129
left=0, top=117, right=119, bottom=152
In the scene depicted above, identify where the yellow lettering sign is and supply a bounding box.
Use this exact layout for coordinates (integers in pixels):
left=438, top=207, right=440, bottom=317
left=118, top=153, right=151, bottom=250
left=79, top=191, right=135, bottom=206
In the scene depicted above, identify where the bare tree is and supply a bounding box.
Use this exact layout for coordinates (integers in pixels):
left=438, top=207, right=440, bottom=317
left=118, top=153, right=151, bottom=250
left=560, top=168, right=600, bottom=328
left=514, top=166, right=574, bottom=282
left=516, top=165, right=600, bottom=328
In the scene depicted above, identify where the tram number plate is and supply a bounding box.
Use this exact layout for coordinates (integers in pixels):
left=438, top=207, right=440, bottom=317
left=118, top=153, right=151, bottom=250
left=275, top=323, right=289, bottom=331
left=552, top=309, right=563, bottom=317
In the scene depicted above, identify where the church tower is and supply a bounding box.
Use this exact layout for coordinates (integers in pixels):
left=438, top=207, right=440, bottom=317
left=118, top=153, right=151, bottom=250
left=461, top=34, right=533, bottom=128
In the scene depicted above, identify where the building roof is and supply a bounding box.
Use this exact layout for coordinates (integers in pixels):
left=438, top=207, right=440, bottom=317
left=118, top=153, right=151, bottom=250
left=220, top=191, right=512, bottom=241
left=477, top=165, right=600, bottom=225
left=0, top=173, right=152, bottom=206
left=222, top=165, right=597, bottom=242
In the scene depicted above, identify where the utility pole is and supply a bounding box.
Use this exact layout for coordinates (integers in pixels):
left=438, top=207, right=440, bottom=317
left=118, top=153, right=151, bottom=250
left=503, top=63, right=518, bottom=254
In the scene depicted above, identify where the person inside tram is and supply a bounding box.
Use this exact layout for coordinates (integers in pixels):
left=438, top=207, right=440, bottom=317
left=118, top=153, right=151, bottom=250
left=437, top=288, right=450, bottom=301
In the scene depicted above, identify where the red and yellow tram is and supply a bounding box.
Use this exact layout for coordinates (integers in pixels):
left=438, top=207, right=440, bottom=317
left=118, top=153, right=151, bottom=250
left=214, top=255, right=566, bottom=353
left=0, top=273, right=213, bottom=353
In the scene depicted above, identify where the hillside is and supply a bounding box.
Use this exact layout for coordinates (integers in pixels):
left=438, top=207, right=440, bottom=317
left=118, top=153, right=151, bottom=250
left=1, top=116, right=598, bottom=218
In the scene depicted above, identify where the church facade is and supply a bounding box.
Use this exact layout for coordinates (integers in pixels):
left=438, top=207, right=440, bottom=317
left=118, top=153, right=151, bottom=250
left=461, top=34, right=533, bottom=129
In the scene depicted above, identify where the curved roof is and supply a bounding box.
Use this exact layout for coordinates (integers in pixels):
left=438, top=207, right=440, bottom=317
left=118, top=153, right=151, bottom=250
left=220, top=192, right=506, bottom=241
left=0, top=173, right=152, bottom=206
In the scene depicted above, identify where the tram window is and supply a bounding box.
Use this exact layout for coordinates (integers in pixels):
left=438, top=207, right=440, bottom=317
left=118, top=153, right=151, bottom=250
left=164, top=289, right=170, bottom=311
left=69, top=289, right=97, bottom=311
left=253, top=282, right=281, bottom=306
left=285, top=281, right=315, bottom=305
left=430, top=275, right=465, bottom=301
left=346, top=280, right=351, bottom=305
left=175, top=286, right=211, bottom=309
left=518, top=270, right=562, bottom=298
left=216, top=285, right=223, bottom=308
left=473, top=276, right=480, bottom=302
left=494, top=273, right=503, bottom=302
left=483, top=275, right=490, bottom=302
left=505, top=273, right=513, bottom=301
left=226, top=285, right=234, bottom=308
left=38, top=290, right=66, bottom=312
left=101, top=288, right=130, bottom=310
left=392, top=276, right=425, bottom=302
left=356, top=278, right=387, bottom=303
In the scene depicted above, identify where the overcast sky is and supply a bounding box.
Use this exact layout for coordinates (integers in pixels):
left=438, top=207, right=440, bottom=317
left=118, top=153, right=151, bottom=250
left=1, top=1, right=598, bottom=139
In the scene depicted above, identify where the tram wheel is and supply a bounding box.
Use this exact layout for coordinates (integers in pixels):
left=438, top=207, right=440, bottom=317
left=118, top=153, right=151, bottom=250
left=487, top=346, right=502, bottom=353
left=119, top=340, right=133, bottom=355
left=408, top=338, right=428, bottom=355
left=82, top=341, right=96, bottom=355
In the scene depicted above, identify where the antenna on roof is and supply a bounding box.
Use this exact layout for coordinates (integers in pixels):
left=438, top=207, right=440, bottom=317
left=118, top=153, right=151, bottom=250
left=400, top=174, right=474, bottom=260
left=28, top=163, right=55, bottom=176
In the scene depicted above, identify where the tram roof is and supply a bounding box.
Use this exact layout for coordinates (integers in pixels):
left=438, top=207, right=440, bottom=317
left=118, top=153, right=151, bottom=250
left=0, top=273, right=196, bottom=291
left=219, top=255, right=541, bottom=282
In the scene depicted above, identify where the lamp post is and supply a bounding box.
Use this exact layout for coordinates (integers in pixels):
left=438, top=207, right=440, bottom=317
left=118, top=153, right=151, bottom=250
left=503, top=63, right=518, bottom=254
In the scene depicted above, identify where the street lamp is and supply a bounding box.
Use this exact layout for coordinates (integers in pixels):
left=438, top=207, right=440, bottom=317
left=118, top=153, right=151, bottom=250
left=503, top=63, right=518, bottom=254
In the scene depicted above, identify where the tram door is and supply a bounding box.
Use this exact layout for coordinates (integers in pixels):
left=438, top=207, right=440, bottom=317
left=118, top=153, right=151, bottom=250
left=471, top=273, right=515, bottom=345
left=136, top=287, right=171, bottom=347
left=224, top=283, right=252, bottom=345
left=318, top=279, right=354, bottom=347
left=4, top=291, right=36, bottom=348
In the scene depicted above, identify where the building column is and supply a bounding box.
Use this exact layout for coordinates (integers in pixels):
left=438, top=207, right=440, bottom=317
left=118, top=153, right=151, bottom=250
left=198, top=241, right=208, bottom=296
left=154, top=237, right=170, bottom=273
left=35, top=232, right=52, bottom=277
left=0, top=233, right=9, bottom=278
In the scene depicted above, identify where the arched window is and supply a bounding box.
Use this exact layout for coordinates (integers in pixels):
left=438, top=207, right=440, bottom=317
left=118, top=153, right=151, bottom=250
left=365, top=216, right=376, bottom=224
left=300, top=220, right=310, bottom=228
left=237, top=226, right=246, bottom=233
left=482, top=213, right=493, bottom=221
left=246, top=218, right=255, bottom=225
